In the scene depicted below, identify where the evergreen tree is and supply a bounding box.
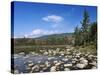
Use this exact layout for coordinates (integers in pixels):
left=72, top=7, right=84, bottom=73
left=89, top=22, right=97, bottom=46
left=74, top=26, right=80, bottom=45
left=81, top=9, right=90, bottom=45
left=74, top=9, right=97, bottom=47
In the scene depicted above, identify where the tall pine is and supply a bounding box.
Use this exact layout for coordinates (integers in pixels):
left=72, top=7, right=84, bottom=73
left=74, top=26, right=81, bottom=46
left=81, top=9, right=90, bottom=45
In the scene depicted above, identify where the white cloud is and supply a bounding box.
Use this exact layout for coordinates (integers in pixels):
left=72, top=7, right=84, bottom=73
left=31, top=29, right=43, bottom=35
left=42, top=15, right=63, bottom=23
left=24, top=29, right=63, bottom=38
left=23, top=15, right=64, bottom=38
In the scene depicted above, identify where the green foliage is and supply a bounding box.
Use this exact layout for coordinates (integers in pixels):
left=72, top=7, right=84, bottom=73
left=74, top=26, right=82, bottom=46
left=75, top=45, right=97, bottom=55
left=89, top=22, right=97, bottom=46
left=74, top=9, right=97, bottom=47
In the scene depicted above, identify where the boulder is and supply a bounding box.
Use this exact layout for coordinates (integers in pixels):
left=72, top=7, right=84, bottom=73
left=62, top=58, right=68, bottom=62
left=31, top=65, right=40, bottom=72
left=53, top=60, right=58, bottom=64
left=40, top=64, right=46, bottom=68
left=64, top=68, right=70, bottom=71
left=80, top=57, right=88, bottom=65
left=76, top=63, right=86, bottom=69
left=92, top=66, right=97, bottom=69
left=14, top=69, right=19, bottom=74
left=28, top=63, right=34, bottom=67
left=18, top=52, right=25, bottom=56
left=45, top=61, right=51, bottom=67
left=55, top=62, right=61, bottom=66
left=89, top=61, right=97, bottom=66
left=50, top=66, right=56, bottom=72
left=44, top=52, right=48, bottom=55
left=64, top=63, right=72, bottom=67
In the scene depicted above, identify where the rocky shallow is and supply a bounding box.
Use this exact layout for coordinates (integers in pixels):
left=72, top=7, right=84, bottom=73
left=12, top=47, right=97, bottom=74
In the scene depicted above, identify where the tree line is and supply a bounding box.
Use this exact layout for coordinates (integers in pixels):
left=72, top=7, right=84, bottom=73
left=14, top=35, right=74, bottom=46
left=74, top=9, right=97, bottom=46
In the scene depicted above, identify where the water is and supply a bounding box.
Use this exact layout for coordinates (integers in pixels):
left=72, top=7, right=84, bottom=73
left=11, top=54, right=71, bottom=73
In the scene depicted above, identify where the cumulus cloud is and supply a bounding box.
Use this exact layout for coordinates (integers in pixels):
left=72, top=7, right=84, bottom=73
left=42, top=15, right=64, bottom=28
left=24, top=29, right=63, bottom=38
left=42, top=15, right=63, bottom=23
left=31, top=29, right=43, bottom=35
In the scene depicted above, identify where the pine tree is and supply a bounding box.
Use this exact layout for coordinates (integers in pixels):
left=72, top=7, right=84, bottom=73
left=81, top=9, right=90, bottom=45
left=74, top=26, right=80, bottom=45
left=89, top=22, right=97, bottom=46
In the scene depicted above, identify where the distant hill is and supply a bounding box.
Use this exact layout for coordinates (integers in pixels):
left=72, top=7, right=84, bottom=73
left=13, top=32, right=74, bottom=46
left=34, top=33, right=73, bottom=40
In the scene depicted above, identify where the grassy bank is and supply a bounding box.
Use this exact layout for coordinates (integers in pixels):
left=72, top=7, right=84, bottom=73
left=13, top=45, right=97, bottom=55
left=75, top=45, right=97, bottom=55
left=14, top=45, right=69, bottom=54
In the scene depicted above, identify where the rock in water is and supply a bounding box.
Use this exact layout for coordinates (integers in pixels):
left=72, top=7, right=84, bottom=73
left=64, top=68, right=70, bottom=71
left=44, top=52, right=48, bottom=55
left=18, top=52, right=25, bottom=56
left=37, top=60, right=41, bottom=64
left=92, top=66, right=97, bottom=69
left=76, top=63, right=86, bottom=69
left=28, top=63, right=34, bottom=67
left=31, top=65, right=40, bottom=72
left=62, top=58, right=68, bottom=62
left=40, top=64, right=46, bottom=68
left=80, top=58, right=88, bottom=66
left=45, top=61, right=51, bottom=67
left=14, top=70, right=19, bottom=74
left=88, top=55, right=94, bottom=59
left=55, top=62, right=61, bottom=66
left=64, top=63, right=72, bottom=67
left=89, top=61, right=97, bottom=66
left=50, top=66, right=56, bottom=72
left=53, top=60, right=58, bottom=64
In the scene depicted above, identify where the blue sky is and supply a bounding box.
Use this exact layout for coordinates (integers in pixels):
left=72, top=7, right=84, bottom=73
left=13, top=1, right=97, bottom=38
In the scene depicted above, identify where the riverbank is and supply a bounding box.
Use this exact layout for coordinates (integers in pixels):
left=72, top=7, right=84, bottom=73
left=11, top=46, right=97, bottom=74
